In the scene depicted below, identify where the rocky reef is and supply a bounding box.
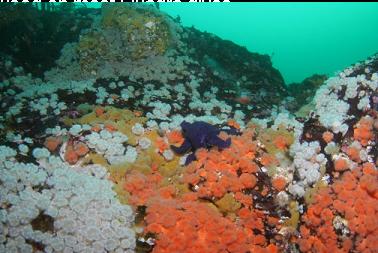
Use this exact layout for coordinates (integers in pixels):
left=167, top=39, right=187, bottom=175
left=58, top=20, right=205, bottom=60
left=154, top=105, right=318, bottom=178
left=0, top=3, right=377, bottom=253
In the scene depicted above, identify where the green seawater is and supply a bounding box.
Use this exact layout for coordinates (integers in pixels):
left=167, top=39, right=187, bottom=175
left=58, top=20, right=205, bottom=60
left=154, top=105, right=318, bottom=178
left=159, top=2, right=378, bottom=84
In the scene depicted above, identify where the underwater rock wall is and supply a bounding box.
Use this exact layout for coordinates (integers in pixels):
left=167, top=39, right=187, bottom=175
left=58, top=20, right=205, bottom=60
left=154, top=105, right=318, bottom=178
left=0, top=3, right=377, bottom=253
left=0, top=3, right=287, bottom=118
left=286, top=74, right=328, bottom=113
left=0, top=3, right=97, bottom=78
left=184, top=27, right=288, bottom=107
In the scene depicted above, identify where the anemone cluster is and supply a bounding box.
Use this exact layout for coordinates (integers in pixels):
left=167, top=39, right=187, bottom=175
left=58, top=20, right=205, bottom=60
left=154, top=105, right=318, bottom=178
left=1, top=3, right=377, bottom=253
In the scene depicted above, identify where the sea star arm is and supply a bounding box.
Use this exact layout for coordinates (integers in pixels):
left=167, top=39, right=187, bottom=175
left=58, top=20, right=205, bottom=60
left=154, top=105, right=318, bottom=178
left=170, top=139, right=192, bottom=154
left=185, top=153, right=197, bottom=165
left=208, top=136, right=231, bottom=149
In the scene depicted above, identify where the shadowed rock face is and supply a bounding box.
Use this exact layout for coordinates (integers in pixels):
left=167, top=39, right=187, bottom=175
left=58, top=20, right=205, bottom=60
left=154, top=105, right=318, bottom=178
left=0, top=4, right=96, bottom=78
left=185, top=27, right=287, bottom=100
left=287, top=74, right=328, bottom=110
left=183, top=27, right=289, bottom=118
left=0, top=3, right=289, bottom=117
